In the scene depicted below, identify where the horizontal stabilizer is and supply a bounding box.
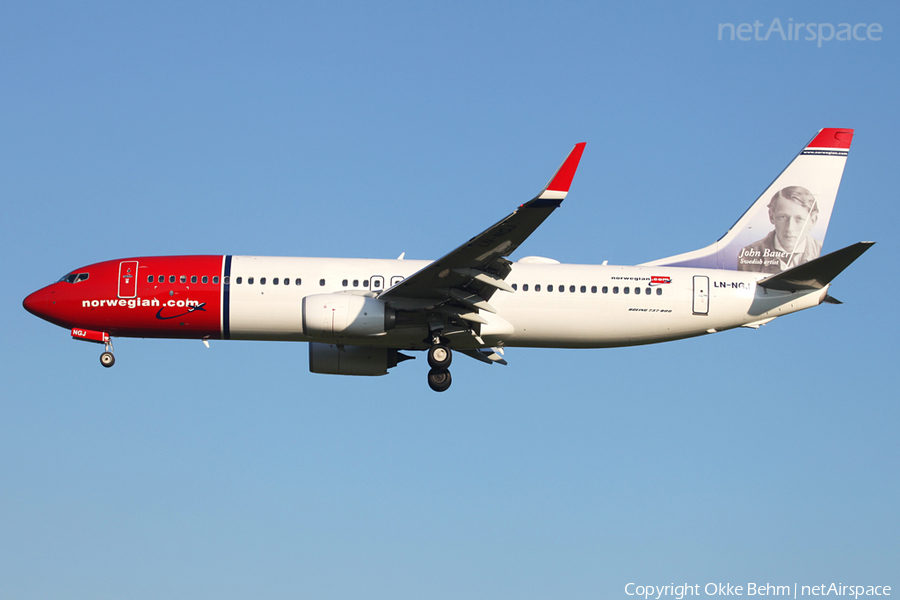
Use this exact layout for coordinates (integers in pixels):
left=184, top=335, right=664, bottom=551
left=757, top=241, right=874, bottom=292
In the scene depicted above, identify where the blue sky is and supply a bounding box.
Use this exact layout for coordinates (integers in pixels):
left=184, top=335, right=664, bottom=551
left=2, top=2, right=897, bottom=599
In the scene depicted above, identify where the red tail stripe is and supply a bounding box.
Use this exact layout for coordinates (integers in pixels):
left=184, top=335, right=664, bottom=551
left=807, top=128, right=854, bottom=149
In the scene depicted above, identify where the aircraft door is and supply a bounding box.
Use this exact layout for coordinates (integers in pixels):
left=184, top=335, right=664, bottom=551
left=118, top=260, right=139, bottom=298
left=692, top=275, right=709, bottom=315
left=390, top=275, right=404, bottom=287
left=369, top=275, right=384, bottom=292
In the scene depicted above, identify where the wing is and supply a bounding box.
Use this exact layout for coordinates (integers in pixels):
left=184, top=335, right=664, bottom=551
left=379, top=143, right=585, bottom=321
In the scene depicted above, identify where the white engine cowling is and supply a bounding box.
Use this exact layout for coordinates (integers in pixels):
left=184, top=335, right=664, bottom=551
left=309, top=343, right=407, bottom=376
left=302, top=294, right=395, bottom=338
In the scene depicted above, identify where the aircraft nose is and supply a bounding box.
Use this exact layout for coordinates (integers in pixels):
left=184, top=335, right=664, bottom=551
left=23, top=288, right=50, bottom=319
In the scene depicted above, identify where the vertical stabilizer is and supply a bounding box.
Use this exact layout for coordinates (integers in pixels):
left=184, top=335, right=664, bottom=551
left=643, top=128, right=853, bottom=273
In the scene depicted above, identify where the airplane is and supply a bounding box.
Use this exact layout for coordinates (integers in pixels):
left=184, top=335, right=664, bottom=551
left=23, top=128, right=873, bottom=392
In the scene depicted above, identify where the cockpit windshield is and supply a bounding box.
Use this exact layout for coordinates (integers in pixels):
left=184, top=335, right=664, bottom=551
left=58, top=272, right=89, bottom=284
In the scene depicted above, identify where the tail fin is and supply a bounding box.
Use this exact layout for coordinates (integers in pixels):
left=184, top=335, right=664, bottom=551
left=643, top=128, right=853, bottom=273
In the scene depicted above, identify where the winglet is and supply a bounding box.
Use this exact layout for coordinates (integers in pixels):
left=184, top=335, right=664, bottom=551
left=536, top=142, right=586, bottom=202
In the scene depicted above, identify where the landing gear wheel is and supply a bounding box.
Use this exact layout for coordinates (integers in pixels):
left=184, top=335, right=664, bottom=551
left=100, top=351, right=116, bottom=368
left=427, top=368, right=452, bottom=392
left=427, top=344, right=452, bottom=369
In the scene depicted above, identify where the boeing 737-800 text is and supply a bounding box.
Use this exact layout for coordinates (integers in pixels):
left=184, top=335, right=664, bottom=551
left=23, top=129, right=873, bottom=391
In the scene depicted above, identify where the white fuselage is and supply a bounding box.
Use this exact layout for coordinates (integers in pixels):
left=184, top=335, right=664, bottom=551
left=225, top=256, right=826, bottom=349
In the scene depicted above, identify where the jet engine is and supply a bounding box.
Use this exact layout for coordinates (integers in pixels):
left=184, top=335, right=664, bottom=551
left=308, top=343, right=412, bottom=376
left=302, top=294, right=395, bottom=338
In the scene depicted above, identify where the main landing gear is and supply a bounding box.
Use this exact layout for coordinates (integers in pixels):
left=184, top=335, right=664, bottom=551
left=427, top=367, right=452, bottom=392
left=427, top=342, right=452, bottom=392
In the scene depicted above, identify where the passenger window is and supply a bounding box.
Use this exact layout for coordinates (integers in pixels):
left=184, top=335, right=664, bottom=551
left=548, top=285, right=553, bottom=292
left=221, top=276, right=227, bottom=284
left=591, top=286, right=597, bottom=293
left=646, top=288, right=651, bottom=295
left=169, top=275, right=176, bottom=283
left=613, top=286, right=619, bottom=294
left=656, top=288, right=662, bottom=295
left=147, top=275, right=153, bottom=283
left=570, top=285, right=576, bottom=293
left=624, top=287, right=630, bottom=294
left=523, top=284, right=529, bottom=291
left=374, top=280, right=381, bottom=288
left=248, top=277, right=254, bottom=285
left=342, top=279, right=348, bottom=287
left=512, top=283, right=518, bottom=291
left=158, top=275, right=164, bottom=283
left=363, top=280, right=369, bottom=287
left=602, top=286, right=608, bottom=293
left=535, top=284, right=541, bottom=292
left=261, top=277, right=267, bottom=285
left=295, top=278, right=302, bottom=286
left=202, top=276, right=208, bottom=284
left=634, top=287, right=640, bottom=295
left=180, top=275, right=186, bottom=284
left=353, top=279, right=359, bottom=287
left=236, top=277, right=242, bottom=284
left=283, top=277, right=289, bottom=285
left=191, top=276, right=197, bottom=284
left=319, top=279, right=325, bottom=286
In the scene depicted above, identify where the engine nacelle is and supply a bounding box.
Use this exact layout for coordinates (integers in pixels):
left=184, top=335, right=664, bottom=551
left=309, top=343, right=409, bottom=376
left=302, top=294, right=395, bottom=338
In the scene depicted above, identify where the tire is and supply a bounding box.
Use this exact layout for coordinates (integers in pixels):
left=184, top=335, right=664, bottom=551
left=427, top=344, right=452, bottom=369
left=427, top=368, right=452, bottom=392
left=100, top=352, right=115, bottom=368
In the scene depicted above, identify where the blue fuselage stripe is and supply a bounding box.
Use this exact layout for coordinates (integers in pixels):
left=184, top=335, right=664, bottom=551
left=223, top=255, right=232, bottom=340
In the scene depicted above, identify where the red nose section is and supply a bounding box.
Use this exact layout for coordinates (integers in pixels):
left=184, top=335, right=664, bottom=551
left=23, top=289, right=49, bottom=320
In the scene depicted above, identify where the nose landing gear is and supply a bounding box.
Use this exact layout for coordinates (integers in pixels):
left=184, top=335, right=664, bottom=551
left=70, top=328, right=116, bottom=368
left=98, top=336, right=115, bottom=367
left=100, top=350, right=116, bottom=368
